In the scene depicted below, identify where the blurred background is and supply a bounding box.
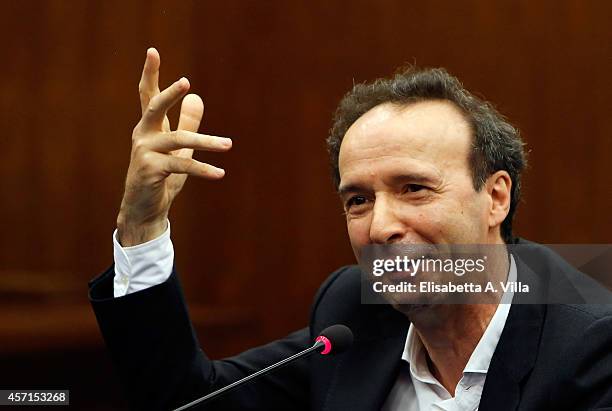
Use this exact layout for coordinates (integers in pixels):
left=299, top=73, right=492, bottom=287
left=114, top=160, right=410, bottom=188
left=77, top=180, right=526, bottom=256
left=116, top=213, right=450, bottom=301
left=0, top=0, right=610, bottom=409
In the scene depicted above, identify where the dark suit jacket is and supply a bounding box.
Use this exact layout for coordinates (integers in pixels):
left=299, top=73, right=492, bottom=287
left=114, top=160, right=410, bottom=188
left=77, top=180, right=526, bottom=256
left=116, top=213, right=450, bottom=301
left=89, top=241, right=612, bottom=410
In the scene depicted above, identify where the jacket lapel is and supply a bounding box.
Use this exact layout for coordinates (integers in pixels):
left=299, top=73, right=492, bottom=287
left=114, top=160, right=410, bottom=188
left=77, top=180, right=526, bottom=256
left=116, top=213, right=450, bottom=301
left=479, top=254, right=547, bottom=411
left=478, top=303, right=546, bottom=411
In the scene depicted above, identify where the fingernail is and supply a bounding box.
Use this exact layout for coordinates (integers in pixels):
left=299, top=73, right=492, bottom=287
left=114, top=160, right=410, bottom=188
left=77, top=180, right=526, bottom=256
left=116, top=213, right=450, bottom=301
left=175, top=77, right=189, bottom=89
left=222, top=138, right=232, bottom=147
left=216, top=168, right=226, bottom=177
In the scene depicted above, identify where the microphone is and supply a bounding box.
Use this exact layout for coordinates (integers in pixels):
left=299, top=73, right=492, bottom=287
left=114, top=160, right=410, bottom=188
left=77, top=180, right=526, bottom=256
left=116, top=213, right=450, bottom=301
left=173, top=324, right=353, bottom=411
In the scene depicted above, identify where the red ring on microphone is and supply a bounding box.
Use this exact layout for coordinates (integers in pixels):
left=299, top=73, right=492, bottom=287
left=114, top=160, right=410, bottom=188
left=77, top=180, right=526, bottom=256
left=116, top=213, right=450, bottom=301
left=315, top=336, right=332, bottom=355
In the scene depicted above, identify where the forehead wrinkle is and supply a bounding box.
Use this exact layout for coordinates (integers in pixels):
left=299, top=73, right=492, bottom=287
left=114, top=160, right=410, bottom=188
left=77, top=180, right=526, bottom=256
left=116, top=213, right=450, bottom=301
left=346, top=100, right=470, bottom=146
left=339, top=101, right=472, bottom=182
left=339, top=155, right=444, bottom=195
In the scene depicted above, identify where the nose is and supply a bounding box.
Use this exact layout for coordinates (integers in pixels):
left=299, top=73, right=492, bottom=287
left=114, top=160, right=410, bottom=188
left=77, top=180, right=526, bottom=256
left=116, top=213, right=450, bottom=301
left=369, top=195, right=406, bottom=244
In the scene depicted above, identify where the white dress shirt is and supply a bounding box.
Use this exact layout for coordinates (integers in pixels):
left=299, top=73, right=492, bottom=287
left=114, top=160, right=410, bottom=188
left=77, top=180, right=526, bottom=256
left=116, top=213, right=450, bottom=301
left=112, top=227, right=515, bottom=410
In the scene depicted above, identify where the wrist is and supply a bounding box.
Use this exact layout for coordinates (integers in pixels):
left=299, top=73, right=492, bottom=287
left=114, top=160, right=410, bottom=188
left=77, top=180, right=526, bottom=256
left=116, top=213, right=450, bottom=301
left=116, top=215, right=168, bottom=247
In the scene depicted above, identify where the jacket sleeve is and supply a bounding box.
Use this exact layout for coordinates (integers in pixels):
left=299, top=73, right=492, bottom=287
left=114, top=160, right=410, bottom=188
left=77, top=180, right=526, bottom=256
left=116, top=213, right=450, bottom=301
left=89, top=265, right=310, bottom=411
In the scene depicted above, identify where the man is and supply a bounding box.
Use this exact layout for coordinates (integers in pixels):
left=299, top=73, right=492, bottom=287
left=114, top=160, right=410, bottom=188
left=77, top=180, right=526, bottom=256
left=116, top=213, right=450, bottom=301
left=89, top=48, right=612, bottom=410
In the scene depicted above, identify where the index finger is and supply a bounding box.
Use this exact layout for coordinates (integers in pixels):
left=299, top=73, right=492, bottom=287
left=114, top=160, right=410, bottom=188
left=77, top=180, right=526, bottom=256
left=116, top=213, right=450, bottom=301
left=138, top=48, right=161, bottom=114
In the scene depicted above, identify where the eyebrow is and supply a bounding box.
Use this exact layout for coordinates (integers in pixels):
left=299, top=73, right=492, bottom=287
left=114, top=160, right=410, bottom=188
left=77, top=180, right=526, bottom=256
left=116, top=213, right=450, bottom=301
left=338, top=172, right=440, bottom=196
left=337, top=184, right=369, bottom=197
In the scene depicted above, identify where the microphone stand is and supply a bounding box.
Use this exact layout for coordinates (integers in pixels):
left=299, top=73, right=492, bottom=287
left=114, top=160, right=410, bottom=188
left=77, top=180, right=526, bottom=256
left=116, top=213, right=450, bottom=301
left=172, top=340, right=325, bottom=411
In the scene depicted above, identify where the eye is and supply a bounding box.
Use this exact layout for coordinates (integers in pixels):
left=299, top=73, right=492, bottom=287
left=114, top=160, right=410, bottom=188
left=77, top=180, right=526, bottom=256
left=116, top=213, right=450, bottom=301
left=404, top=184, right=427, bottom=193
left=346, top=195, right=368, bottom=209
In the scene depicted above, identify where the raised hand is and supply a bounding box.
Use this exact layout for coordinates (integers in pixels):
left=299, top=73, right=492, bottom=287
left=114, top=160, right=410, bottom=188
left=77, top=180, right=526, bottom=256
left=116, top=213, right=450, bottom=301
left=117, top=48, right=232, bottom=246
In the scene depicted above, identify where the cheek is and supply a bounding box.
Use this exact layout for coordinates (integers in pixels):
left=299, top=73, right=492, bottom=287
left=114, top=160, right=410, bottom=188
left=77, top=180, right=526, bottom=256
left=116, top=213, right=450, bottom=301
left=414, top=210, right=448, bottom=241
left=461, top=190, right=489, bottom=222
left=413, top=197, right=483, bottom=243
left=444, top=194, right=489, bottom=240
left=346, top=217, right=371, bottom=258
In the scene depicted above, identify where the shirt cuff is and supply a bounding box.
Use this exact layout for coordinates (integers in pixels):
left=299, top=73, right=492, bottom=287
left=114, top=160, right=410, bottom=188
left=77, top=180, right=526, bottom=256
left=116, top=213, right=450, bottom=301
left=113, top=220, right=174, bottom=298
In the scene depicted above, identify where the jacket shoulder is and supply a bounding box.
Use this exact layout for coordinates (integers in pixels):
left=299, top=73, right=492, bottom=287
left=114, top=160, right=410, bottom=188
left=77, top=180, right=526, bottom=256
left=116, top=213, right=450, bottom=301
left=309, top=265, right=406, bottom=341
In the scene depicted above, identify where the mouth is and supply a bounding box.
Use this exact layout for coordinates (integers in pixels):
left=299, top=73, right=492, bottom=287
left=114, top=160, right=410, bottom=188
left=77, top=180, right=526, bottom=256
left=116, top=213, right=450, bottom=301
left=386, top=260, right=416, bottom=281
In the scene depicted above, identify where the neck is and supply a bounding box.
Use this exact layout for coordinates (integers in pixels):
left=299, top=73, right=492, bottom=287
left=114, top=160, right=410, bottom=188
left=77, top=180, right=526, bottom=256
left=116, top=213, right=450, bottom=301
left=406, top=239, right=510, bottom=395
left=408, top=303, right=498, bottom=394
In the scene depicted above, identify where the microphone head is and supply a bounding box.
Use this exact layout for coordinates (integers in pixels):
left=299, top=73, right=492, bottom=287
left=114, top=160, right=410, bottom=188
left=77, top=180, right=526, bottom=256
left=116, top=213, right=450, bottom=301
left=315, top=324, right=354, bottom=355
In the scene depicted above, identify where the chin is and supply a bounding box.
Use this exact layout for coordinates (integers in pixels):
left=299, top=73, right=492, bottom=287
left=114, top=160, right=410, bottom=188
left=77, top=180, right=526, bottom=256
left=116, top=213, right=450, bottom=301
left=391, top=302, right=433, bottom=315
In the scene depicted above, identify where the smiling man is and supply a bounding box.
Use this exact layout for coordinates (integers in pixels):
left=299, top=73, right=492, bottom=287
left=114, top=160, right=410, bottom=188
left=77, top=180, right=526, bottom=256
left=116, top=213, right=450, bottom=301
left=335, top=97, right=515, bottom=404
left=89, top=49, right=612, bottom=410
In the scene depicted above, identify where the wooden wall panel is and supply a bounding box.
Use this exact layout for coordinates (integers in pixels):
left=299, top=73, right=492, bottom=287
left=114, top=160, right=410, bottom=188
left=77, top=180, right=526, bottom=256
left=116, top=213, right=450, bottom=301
left=0, top=1, right=610, bottom=407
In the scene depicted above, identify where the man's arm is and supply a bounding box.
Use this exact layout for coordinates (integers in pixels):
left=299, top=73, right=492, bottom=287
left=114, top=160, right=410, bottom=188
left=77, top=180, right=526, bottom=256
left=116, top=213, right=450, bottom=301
left=90, top=265, right=310, bottom=411
left=89, top=49, right=310, bottom=410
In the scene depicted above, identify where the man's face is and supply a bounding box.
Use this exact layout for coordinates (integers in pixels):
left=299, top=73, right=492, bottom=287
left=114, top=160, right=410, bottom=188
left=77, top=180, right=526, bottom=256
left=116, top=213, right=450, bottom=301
left=338, top=100, right=494, bottom=261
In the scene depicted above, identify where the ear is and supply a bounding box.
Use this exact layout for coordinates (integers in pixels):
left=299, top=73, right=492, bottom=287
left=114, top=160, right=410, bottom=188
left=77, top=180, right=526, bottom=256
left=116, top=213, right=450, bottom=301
left=486, top=170, right=512, bottom=230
